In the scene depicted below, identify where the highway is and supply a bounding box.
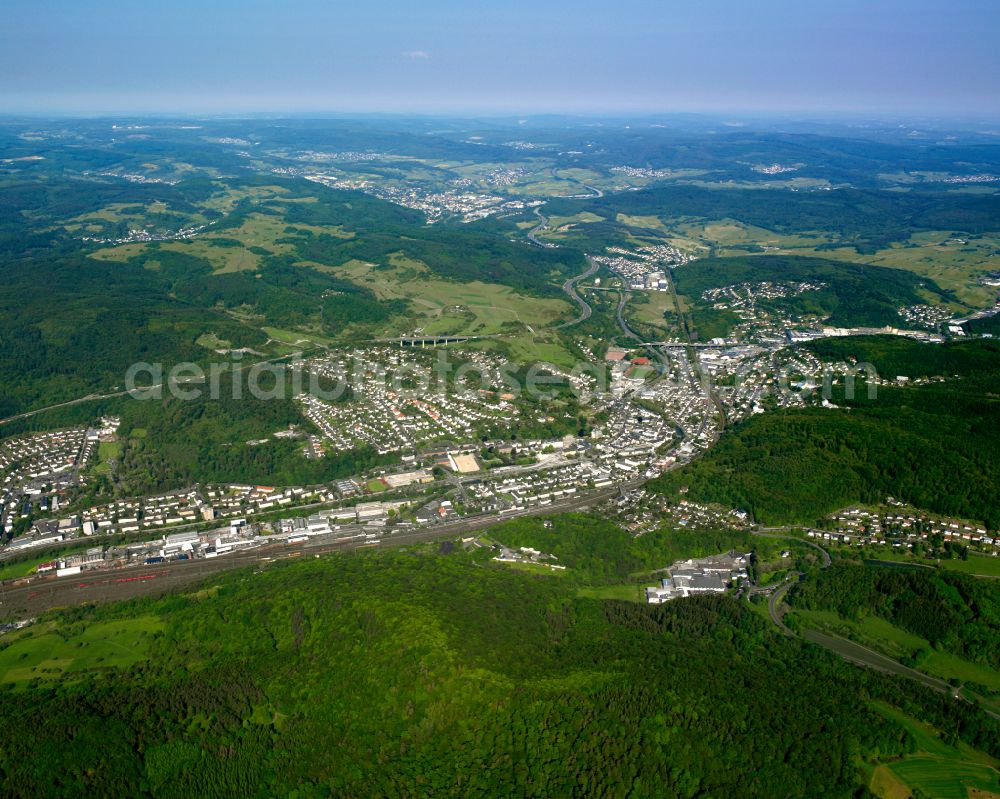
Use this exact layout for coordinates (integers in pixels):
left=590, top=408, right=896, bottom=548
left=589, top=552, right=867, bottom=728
left=0, top=390, right=131, bottom=427
left=526, top=207, right=552, bottom=248
left=555, top=257, right=599, bottom=329
left=523, top=203, right=598, bottom=330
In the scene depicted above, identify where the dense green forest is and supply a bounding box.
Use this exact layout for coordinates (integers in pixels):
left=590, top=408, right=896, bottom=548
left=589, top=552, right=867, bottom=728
left=0, top=545, right=997, bottom=797
left=0, top=251, right=271, bottom=418
left=650, top=339, right=1000, bottom=528
left=110, top=391, right=396, bottom=495
left=282, top=187, right=584, bottom=294
left=800, top=336, right=1000, bottom=379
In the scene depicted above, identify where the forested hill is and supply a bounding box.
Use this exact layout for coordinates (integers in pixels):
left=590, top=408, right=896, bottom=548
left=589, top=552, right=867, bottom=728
left=550, top=183, right=1000, bottom=252
left=673, top=254, right=952, bottom=332
left=790, top=561, right=1000, bottom=671
left=650, top=339, right=1000, bottom=528
left=0, top=547, right=996, bottom=797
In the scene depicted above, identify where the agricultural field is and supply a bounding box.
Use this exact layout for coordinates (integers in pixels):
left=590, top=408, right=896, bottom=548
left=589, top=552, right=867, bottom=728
left=857, top=549, right=1000, bottom=579
left=935, top=553, right=1000, bottom=578
left=872, top=705, right=1000, bottom=799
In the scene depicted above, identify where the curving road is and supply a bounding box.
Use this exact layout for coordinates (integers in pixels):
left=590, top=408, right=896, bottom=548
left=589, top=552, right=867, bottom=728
left=0, top=351, right=312, bottom=428
left=767, top=573, right=801, bottom=636
left=524, top=206, right=599, bottom=330
left=555, top=257, right=599, bottom=329
left=526, top=207, right=553, bottom=248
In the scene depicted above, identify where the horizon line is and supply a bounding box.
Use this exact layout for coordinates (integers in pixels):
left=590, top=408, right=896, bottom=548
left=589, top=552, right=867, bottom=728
left=3, top=107, right=1000, bottom=125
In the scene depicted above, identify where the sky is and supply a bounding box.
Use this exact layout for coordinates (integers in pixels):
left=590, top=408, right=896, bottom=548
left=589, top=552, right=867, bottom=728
left=2, top=0, right=998, bottom=116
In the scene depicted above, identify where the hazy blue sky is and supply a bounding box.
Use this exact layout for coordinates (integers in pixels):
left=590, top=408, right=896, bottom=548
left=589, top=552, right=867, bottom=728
left=2, top=0, right=998, bottom=115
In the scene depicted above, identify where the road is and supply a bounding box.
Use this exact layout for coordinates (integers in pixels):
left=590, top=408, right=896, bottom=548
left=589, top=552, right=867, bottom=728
left=523, top=203, right=599, bottom=330
left=555, top=257, right=599, bottom=329
left=526, top=207, right=553, bottom=248
left=800, top=627, right=957, bottom=695
left=767, top=574, right=800, bottom=636
left=615, top=291, right=640, bottom=341
left=549, top=167, right=603, bottom=198
left=0, top=391, right=131, bottom=427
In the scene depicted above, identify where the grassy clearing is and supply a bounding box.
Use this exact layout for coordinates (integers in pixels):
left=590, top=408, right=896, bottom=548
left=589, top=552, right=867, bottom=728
left=888, top=758, right=1000, bottom=799
left=936, top=553, right=1000, bottom=578
left=97, top=440, right=122, bottom=462
left=629, top=290, right=679, bottom=332
left=261, top=326, right=335, bottom=348
left=88, top=439, right=122, bottom=476
left=161, top=213, right=299, bottom=273
left=500, top=561, right=568, bottom=576
left=922, top=649, right=1000, bottom=692
left=505, top=180, right=586, bottom=198
left=0, top=555, right=58, bottom=580
left=616, top=213, right=672, bottom=232
left=90, top=211, right=353, bottom=275
left=839, top=546, right=1000, bottom=579
left=0, top=617, right=164, bottom=686
left=68, top=202, right=176, bottom=226
left=869, top=764, right=913, bottom=799
left=576, top=583, right=646, bottom=602
left=196, top=331, right=232, bottom=350
left=555, top=168, right=604, bottom=183
left=547, top=212, right=606, bottom=229
left=89, top=242, right=149, bottom=262
left=489, top=333, right=578, bottom=369
left=198, top=183, right=293, bottom=214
